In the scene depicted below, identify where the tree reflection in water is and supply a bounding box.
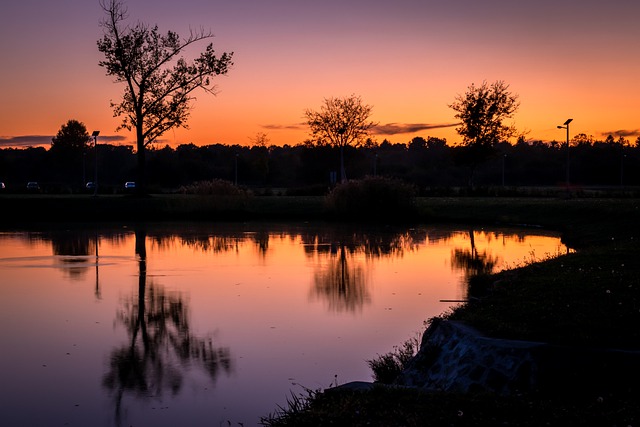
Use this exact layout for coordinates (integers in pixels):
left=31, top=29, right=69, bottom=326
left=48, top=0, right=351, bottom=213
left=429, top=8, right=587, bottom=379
left=306, top=228, right=420, bottom=313
left=103, top=228, right=233, bottom=425
left=48, top=230, right=96, bottom=280
left=311, top=244, right=370, bottom=312
left=451, top=229, right=499, bottom=298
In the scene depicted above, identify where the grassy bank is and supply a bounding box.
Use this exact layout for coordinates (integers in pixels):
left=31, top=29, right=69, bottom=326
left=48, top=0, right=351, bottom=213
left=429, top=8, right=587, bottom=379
left=262, top=386, right=640, bottom=426
left=262, top=231, right=640, bottom=426
left=2, top=194, right=638, bottom=244
left=0, top=194, right=327, bottom=223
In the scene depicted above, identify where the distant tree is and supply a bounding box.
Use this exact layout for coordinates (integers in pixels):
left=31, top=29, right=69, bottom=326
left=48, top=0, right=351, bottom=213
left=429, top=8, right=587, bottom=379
left=426, top=136, right=447, bottom=149
left=450, top=80, right=519, bottom=187
left=50, top=119, right=92, bottom=185
left=617, top=136, right=630, bottom=147
left=249, top=132, right=270, bottom=184
left=249, top=132, right=270, bottom=148
left=97, top=0, right=233, bottom=194
left=305, top=95, right=377, bottom=182
left=51, top=119, right=91, bottom=153
left=572, top=133, right=593, bottom=147
left=408, top=136, right=427, bottom=150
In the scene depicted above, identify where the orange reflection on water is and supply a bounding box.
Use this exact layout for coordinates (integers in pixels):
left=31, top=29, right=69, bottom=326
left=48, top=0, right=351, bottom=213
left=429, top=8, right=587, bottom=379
left=0, top=224, right=569, bottom=426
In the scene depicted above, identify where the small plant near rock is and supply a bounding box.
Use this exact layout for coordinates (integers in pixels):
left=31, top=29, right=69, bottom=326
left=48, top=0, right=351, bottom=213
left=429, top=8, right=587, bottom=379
left=367, top=332, right=421, bottom=384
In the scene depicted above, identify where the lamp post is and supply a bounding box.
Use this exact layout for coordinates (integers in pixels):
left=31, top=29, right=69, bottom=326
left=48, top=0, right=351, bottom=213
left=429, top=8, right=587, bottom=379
left=92, top=131, right=100, bottom=196
left=502, top=154, right=507, bottom=187
left=234, top=153, right=239, bottom=186
left=373, top=152, right=378, bottom=177
left=556, top=119, right=572, bottom=187
left=621, top=152, right=626, bottom=188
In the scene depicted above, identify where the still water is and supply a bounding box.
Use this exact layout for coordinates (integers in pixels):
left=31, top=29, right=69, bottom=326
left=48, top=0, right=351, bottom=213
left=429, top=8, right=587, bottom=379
left=0, top=222, right=568, bottom=426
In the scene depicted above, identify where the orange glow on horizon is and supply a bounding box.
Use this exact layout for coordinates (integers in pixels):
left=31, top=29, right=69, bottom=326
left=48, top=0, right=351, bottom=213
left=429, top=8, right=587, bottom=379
left=2, top=2, right=639, bottom=149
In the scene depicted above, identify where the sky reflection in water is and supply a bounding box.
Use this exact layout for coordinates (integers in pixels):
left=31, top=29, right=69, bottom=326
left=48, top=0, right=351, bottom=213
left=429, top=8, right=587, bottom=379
left=0, top=223, right=569, bottom=426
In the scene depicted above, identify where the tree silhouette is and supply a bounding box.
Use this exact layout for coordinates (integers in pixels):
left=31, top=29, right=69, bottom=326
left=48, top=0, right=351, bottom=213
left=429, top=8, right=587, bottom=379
left=97, top=0, right=233, bottom=194
left=51, top=119, right=91, bottom=154
left=450, top=81, right=519, bottom=188
left=50, top=119, right=92, bottom=186
left=305, top=95, right=377, bottom=182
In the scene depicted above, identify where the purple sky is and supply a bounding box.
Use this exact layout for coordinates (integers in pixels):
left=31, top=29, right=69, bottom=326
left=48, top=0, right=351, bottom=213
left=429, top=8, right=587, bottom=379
left=1, top=0, right=639, bottom=147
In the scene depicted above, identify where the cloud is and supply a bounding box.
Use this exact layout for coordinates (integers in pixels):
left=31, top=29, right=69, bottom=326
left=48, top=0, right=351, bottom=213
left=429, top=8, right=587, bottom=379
left=600, top=129, right=640, bottom=138
left=373, top=122, right=459, bottom=136
left=100, top=135, right=129, bottom=144
left=0, top=135, right=52, bottom=147
left=0, top=135, right=128, bottom=148
left=260, top=122, right=460, bottom=136
left=261, top=123, right=306, bottom=131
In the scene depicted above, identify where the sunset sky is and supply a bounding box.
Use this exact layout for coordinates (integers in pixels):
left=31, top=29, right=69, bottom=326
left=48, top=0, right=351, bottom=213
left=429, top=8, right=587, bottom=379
left=1, top=0, right=639, bottom=148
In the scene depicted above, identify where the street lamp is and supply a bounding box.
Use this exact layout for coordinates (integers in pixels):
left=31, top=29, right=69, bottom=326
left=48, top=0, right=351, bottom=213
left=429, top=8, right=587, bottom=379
left=92, top=131, right=100, bottom=196
left=502, top=154, right=507, bottom=187
left=621, top=152, right=627, bottom=188
left=234, top=153, right=239, bottom=186
left=556, top=119, right=572, bottom=187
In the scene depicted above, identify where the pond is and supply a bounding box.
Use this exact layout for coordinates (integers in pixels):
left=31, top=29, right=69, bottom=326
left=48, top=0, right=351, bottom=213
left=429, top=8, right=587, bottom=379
left=0, top=222, right=569, bottom=426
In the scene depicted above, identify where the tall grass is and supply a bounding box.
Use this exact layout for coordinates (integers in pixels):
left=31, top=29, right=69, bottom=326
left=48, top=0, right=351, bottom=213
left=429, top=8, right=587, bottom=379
left=367, top=328, right=425, bottom=384
left=325, top=176, right=417, bottom=221
left=178, top=179, right=251, bottom=197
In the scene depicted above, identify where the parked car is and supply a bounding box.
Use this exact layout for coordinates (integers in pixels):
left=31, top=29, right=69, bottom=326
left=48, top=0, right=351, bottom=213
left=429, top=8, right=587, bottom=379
left=124, top=181, right=136, bottom=189
left=26, top=182, right=40, bottom=191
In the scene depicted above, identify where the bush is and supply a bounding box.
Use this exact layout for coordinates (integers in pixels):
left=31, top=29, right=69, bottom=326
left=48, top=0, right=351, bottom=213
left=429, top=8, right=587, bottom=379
left=367, top=334, right=421, bottom=384
left=178, top=179, right=251, bottom=197
left=325, top=176, right=417, bottom=221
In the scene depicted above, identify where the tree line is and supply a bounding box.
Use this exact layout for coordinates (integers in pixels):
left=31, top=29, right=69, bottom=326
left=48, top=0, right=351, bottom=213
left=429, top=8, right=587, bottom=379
left=1, top=133, right=637, bottom=194
left=2, top=1, right=638, bottom=195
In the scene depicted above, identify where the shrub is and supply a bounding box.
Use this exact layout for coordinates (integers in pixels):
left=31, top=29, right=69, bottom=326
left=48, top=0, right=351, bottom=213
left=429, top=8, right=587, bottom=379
left=367, top=333, right=421, bottom=384
left=325, top=176, right=417, bottom=221
left=178, top=179, right=251, bottom=197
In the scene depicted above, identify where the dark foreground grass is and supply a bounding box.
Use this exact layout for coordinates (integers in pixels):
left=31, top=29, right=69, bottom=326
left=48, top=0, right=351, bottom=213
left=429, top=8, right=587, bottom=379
left=450, top=239, right=640, bottom=349
left=262, top=385, right=640, bottom=427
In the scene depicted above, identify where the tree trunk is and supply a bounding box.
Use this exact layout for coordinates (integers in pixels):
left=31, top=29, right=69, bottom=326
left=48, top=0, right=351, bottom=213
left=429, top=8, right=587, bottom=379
left=136, top=124, right=146, bottom=195
left=340, top=146, right=347, bottom=183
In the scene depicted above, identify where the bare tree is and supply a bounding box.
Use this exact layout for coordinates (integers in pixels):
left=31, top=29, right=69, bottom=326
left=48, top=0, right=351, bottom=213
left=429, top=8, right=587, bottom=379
left=97, top=0, right=233, bottom=194
left=305, top=95, right=377, bottom=182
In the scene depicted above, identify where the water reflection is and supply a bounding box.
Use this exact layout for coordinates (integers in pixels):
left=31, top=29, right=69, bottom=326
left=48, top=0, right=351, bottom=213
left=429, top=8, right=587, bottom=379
left=304, top=227, right=419, bottom=312
left=103, top=229, right=233, bottom=426
left=299, top=227, right=418, bottom=258
left=0, top=223, right=570, bottom=426
left=49, top=230, right=96, bottom=280
left=311, top=245, right=370, bottom=312
left=451, top=229, right=499, bottom=279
